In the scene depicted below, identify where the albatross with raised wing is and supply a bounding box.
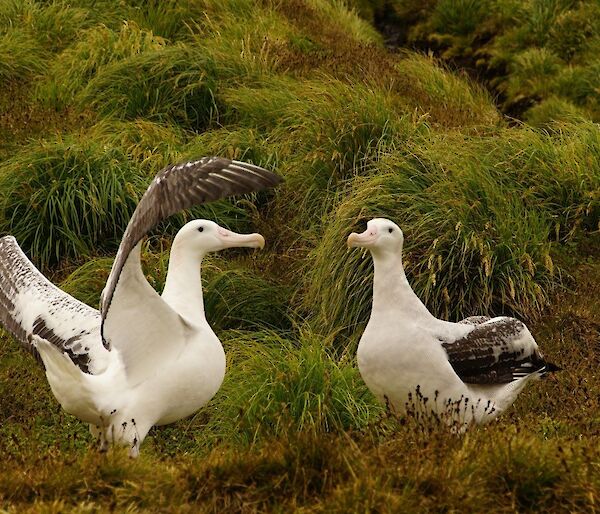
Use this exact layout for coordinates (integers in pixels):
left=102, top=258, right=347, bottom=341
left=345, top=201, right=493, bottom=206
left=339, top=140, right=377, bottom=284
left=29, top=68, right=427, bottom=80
left=0, top=157, right=282, bottom=456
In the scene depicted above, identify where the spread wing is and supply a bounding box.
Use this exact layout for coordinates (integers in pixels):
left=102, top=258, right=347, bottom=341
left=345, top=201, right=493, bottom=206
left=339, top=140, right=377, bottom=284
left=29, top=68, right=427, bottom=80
left=100, top=156, right=282, bottom=343
left=100, top=241, right=193, bottom=385
left=441, top=317, right=552, bottom=384
left=0, top=236, right=108, bottom=374
left=99, top=157, right=281, bottom=384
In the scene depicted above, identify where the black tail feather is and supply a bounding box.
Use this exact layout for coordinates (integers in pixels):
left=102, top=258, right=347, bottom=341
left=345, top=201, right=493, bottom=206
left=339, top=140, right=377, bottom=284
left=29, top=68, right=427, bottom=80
left=541, top=361, right=562, bottom=377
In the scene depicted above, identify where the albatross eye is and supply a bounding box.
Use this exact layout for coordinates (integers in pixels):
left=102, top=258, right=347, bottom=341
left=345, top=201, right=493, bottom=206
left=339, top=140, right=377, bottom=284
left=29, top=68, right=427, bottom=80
left=388, top=227, right=394, bottom=233
left=197, top=226, right=204, bottom=233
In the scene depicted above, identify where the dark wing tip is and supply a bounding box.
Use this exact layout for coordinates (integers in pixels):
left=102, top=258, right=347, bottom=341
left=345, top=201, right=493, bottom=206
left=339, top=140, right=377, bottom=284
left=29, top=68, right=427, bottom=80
left=230, top=159, right=284, bottom=186
left=160, top=157, right=283, bottom=200
left=543, top=361, right=562, bottom=373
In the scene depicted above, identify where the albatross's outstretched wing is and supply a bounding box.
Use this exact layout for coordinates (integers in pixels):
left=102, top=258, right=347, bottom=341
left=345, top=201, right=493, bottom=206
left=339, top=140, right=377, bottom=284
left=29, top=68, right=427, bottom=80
left=100, top=157, right=282, bottom=332
left=100, top=157, right=282, bottom=384
left=441, top=317, right=559, bottom=384
left=0, top=236, right=108, bottom=374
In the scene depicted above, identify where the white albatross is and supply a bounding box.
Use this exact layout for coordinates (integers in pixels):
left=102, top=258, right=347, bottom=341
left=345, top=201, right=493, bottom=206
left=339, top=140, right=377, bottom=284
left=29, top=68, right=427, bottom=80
left=0, top=156, right=282, bottom=456
left=347, top=218, right=560, bottom=429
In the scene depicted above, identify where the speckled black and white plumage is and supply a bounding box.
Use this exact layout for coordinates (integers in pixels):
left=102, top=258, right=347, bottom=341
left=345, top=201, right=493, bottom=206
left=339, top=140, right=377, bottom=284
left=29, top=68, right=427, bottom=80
left=0, top=156, right=281, bottom=457
left=441, top=317, right=557, bottom=384
left=458, top=316, right=491, bottom=326
left=0, top=236, right=106, bottom=374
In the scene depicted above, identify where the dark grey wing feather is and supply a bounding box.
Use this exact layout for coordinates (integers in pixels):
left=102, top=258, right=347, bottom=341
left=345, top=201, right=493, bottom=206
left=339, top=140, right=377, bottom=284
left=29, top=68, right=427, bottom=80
left=441, top=317, right=554, bottom=384
left=0, top=236, right=105, bottom=373
left=100, top=157, right=282, bottom=340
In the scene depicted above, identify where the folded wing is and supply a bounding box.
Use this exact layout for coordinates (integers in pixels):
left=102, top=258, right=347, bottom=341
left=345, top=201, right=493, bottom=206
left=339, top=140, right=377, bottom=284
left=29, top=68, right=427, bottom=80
left=441, top=317, right=549, bottom=384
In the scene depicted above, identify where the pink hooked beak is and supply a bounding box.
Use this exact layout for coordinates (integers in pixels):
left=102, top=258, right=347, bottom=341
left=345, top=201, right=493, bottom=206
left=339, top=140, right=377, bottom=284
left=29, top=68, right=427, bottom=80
left=347, top=226, right=378, bottom=248
left=217, top=227, right=265, bottom=249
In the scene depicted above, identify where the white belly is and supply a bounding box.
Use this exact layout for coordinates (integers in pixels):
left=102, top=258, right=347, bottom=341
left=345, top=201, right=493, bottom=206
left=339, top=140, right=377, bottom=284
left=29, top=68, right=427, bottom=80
left=357, top=323, right=488, bottom=425
left=150, top=337, right=226, bottom=425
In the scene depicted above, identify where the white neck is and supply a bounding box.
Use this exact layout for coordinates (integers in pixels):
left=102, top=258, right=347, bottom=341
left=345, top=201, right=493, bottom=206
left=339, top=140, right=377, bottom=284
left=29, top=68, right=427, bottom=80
left=161, top=242, right=206, bottom=323
left=371, top=249, right=436, bottom=322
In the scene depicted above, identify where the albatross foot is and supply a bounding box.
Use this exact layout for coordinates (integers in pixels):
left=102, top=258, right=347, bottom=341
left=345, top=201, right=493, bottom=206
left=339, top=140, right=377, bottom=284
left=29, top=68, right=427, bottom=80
left=128, top=439, right=140, bottom=459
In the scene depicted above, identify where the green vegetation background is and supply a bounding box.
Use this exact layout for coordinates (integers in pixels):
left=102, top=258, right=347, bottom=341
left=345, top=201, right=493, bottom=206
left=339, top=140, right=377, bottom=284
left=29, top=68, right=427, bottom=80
left=0, top=0, right=599, bottom=511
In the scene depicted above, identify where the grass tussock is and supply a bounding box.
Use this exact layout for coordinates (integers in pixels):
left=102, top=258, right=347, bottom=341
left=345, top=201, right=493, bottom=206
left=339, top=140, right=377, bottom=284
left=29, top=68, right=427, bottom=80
left=393, top=53, right=501, bottom=128
left=269, top=79, right=421, bottom=216
left=2, top=401, right=599, bottom=512
left=376, top=0, right=600, bottom=122
left=23, top=2, right=95, bottom=52
left=60, top=248, right=290, bottom=332
left=2, top=259, right=600, bottom=510
left=88, top=118, right=185, bottom=173
left=218, top=74, right=442, bottom=220
left=525, top=96, right=588, bottom=128
left=199, top=329, right=381, bottom=445
left=125, top=0, right=203, bottom=40
left=303, top=164, right=553, bottom=334
left=2, top=0, right=106, bottom=53
left=0, top=28, right=46, bottom=82
left=37, top=22, right=167, bottom=110
left=76, top=44, right=219, bottom=129
left=0, top=136, right=145, bottom=268
left=184, top=127, right=280, bottom=172
left=304, top=122, right=600, bottom=332
left=202, top=263, right=291, bottom=331
left=59, top=257, right=113, bottom=308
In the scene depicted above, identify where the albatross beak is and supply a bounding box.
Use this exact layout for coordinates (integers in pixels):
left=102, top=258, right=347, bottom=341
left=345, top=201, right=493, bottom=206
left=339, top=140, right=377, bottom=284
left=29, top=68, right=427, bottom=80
left=217, top=227, right=265, bottom=249
left=347, top=227, right=378, bottom=248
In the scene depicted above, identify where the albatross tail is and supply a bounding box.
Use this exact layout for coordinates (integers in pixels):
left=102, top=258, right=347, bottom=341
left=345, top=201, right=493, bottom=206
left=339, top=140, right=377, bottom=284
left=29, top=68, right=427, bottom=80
left=540, top=361, right=563, bottom=377
left=35, top=338, right=82, bottom=382
left=34, top=339, right=99, bottom=423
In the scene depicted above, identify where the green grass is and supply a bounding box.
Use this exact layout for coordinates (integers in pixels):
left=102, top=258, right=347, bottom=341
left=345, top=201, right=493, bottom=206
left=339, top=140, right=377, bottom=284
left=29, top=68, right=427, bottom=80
left=525, top=96, right=588, bottom=127
left=302, top=122, right=599, bottom=335
left=377, top=0, right=600, bottom=122
left=76, top=43, right=220, bottom=129
left=60, top=248, right=291, bottom=331
left=0, top=430, right=596, bottom=512
left=0, top=136, right=145, bottom=268
left=202, top=263, right=292, bottom=331
left=1, top=0, right=600, bottom=511
left=2, top=266, right=599, bottom=510
left=302, top=156, right=552, bottom=335
left=0, top=129, right=264, bottom=268
left=125, top=0, right=203, bottom=40
left=201, top=329, right=381, bottom=445
left=430, top=0, right=488, bottom=37
left=37, top=21, right=168, bottom=110
left=2, top=0, right=111, bottom=53
left=0, top=27, right=46, bottom=82
left=88, top=118, right=185, bottom=173
left=392, top=53, right=501, bottom=127
left=183, top=127, right=280, bottom=172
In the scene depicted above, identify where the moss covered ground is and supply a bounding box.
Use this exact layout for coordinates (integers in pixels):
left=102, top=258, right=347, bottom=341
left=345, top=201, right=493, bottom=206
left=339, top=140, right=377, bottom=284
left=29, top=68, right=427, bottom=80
left=0, top=0, right=599, bottom=511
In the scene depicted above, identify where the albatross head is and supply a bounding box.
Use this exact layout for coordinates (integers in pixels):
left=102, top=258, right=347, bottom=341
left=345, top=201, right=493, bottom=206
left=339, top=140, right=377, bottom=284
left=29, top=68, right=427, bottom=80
left=347, top=218, right=404, bottom=255
left=174, top=219, right=265, bottom=255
